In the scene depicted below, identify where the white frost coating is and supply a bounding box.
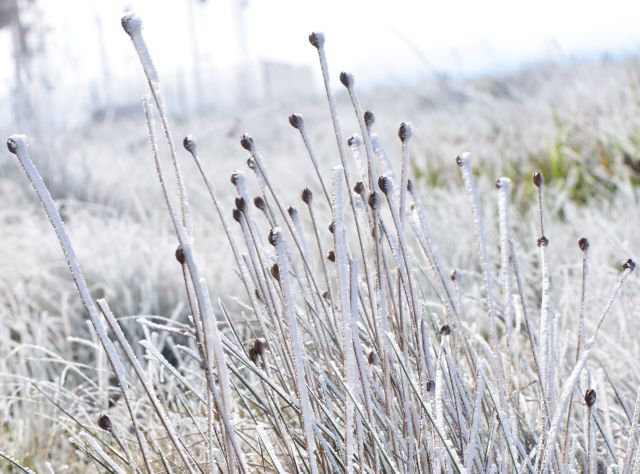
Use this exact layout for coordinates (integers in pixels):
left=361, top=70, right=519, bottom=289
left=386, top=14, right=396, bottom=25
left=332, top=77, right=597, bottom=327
left=80, top=432, right=127, bottom=474
left=271, top=227, right=319, bottom=474
left=540, top=266, right=633, bottom=472
left=347, top=134, right=366, bottom=183
left=332, top=166, right=356, bottom=473
left=457, top=153, right=505, bottom=398
left=622, top=386, right=640, bottom=474
left=465, top=367, right=486, bottom=471
left=496, top=178, right=514, bottom=348
left=256, top=424, right=287, bottom=474
left=398, top=122, right=412, bottom=229
left=371, top=133, right=397, bottom=181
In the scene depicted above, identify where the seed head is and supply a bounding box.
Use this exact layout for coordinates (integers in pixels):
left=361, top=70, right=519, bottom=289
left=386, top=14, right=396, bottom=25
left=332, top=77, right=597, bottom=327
left=426, top=380, right=435, bottom=392
left=353, top=181, right=365, bottom=195
left=308, top=32, right=325, bottom=48
left=533, top=171, right=543, bottom=188
left=268, top=227, right=281, bottom=246
left=287, top=206, right=297, bottom=219
left=455, top=153, right=470, bottom=167
left=378, top=175, right=393, bottom=195
left=623, top=258, right=636, bottom=272
left=175, top=246, right=185, bottom=264
left=407, top=178, right=414, bottom=193
left=121, top=13, right=142, bottom=36
left=254, top=196, right=266, bottom=211
left=347, top=134, right=361, bottom=147
left=450, top=269, right=458, bottom=282
left=249, top=339, right=265, bottom=363
left=288, top=113, right=304, bottom=130
left=368, top=191, right=381, bottom=210
left=578, top=237, right=589, bottom=252
left=322, top=291, right=330, bottom=301
left=440, top=324, right=451, bottom=336
left=235, top=197, right=246, bottom=212
left=328, top=221, right=335, bottom=234
left=232, top=208, right=242, bottom=223
left=398, top=122, right=413, bottom=142
left=97, top=414, right=113, bottom=432
left=301, top=187, right=313, bottom=205
left=182, top=134, right=197, bottom=154
left=240, top=133, right=255, bottom=152
left=339, top=72, right=354, bottom=88
left=368, top=351, right=378, bottom=365
left=537, top=235, right=549, bottom=247
left=363, top=110, right=375, bottom=129
left=327, top=250, right=336, bottom=262
left=271, top=263, right=280, bottom=280
left=230, top=171, right=244, bottom=187
left=584, top=388, right=597, bottom=407
left=6, top=136, right=20, bottom=154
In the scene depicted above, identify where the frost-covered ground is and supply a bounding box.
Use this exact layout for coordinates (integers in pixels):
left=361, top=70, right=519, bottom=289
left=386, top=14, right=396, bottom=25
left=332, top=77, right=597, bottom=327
left=2, top=54, right=640, bottom=471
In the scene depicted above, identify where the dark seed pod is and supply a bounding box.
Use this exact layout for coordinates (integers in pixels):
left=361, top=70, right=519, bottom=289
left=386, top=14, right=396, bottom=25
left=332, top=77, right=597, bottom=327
left=353, top=181, right=365, bottom=195
left=97, top=414, right=112, bottom=432
left=270, top=263, right=280, bottom=281
left=495, top=178, right=502, bottom=189
left=339, top=72, right=354, bottom=88
left=450, top=269, right=458, bottom=282
left=398, top=122, right=412, bottom=142
left=440, top=324, right=451, bottom=336
left=287, top=206, right=297, bottom=219
left=249, top=339, right=265, bottom=363
left=378, top=175, right=392, bottom=195
left=537, top=235, right=549, bottom=247
left=254, top=196, right=266, bottom=211
left=368, top=191, right=381, bottom=210
left=268, top=228, right=279, bottom=246
left=364, top=110, right=375, bottom=128
left=584, top=388, right=597, bottom=407
left=255, top=289, right=262, bottom=302
left=328, top=221, right=335, bottom=234
left=235, top=197, right=246, bottom=212
left=182, top=135, right=197, bottom=153
left=232, top=208, right=242, bottom=223
left=240, top=134, right=254, bottom=152
left=301, top=187, right=313, bottom=205
left=121, top=13, right=142, bottom=36
left=327, top=250, right=336, bottom=262
left=578, top=237, right=589, bottom=251
left=368, top=351, right=378, bottom=365
left=533, top=171, right=543, bottom=188
left=6, top=137, right=18, bottom=154
left=455, top=154, right=465, bottom=167
left=623, top=258, right=636, bottom=272
left=426, top=380, right=435, bottom=392
left=407, top=178, right=414, bottom=194
left=288, top=113, right=304, bottom=130
left=347, top=134, right=361, bottom=147
left=308, top=31, right=325, bottom=48
left=175, top=246, right=185, bottom=264
left=322, top=291, right=330, bottom=301
left=230, top=172, right=240, bottom=186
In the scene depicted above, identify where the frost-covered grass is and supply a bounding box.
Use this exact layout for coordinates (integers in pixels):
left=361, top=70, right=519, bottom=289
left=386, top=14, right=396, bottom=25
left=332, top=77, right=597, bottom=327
left=2, top=13, right=640, bottom=473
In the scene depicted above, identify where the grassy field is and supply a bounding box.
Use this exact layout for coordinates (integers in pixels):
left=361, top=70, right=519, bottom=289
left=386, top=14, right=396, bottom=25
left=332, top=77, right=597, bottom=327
left=2, top=14, right=640, bottom=473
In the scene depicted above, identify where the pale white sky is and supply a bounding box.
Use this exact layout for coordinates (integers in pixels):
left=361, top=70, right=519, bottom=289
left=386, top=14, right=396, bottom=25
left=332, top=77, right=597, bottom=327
left=0, top=0, right=639, bottom=121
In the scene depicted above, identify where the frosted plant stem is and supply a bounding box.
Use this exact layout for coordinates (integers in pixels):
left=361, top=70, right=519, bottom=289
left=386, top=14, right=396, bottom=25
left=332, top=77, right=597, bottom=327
left=496, top=178, right=514, bottom=351
left=6, top=135, right=156, bottom=474
left=622, top=386, right=640, bottom=474
left=122, top=13, right=192, bottom=238
left=539, top=261, right=634, bottom=473
left=456, top=153, right=507, bottom=408
left=465, top=366, right=486, bottom=471
left=398, top=123, right=412, bottom=229
left=142, top=103, right=247, bottom=473
left=270, top=227, right=319, bottom=474
left=289, top=114, right=332, bottom=205
left=332, top=166, right=356, bottom=473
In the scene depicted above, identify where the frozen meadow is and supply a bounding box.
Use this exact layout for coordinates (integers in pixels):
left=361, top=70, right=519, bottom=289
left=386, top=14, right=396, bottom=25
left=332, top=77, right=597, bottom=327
left=2, top=13, right=640, bottom=473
